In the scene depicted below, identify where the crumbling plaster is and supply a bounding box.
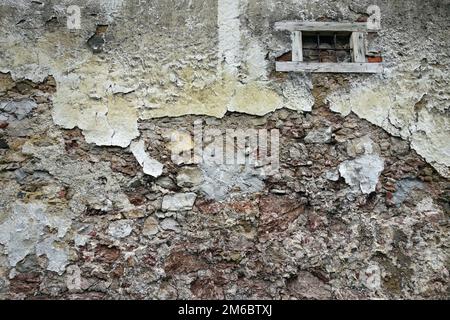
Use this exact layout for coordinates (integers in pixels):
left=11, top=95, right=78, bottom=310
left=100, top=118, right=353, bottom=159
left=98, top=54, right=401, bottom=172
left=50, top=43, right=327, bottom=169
left=0, top=0, right=448, bottom=177
left=0, top=0, right=449, bottom=300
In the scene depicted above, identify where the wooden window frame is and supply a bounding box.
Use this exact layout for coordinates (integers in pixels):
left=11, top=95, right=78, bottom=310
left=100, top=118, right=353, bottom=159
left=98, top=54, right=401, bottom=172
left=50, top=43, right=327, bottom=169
left=275, top=21, right=383, bottom=74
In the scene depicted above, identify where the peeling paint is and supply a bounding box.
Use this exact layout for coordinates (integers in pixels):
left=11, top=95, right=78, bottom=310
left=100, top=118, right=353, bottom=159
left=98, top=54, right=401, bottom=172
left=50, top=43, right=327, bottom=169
left=339, top=154, right=385, bottom=194
left=130, top=140, right=164, bottom=177
left=328, top=68, right=450, bottom=178
left=0, top=202, right=70, bottom=274
left=0, top=0, right=448, bottom=300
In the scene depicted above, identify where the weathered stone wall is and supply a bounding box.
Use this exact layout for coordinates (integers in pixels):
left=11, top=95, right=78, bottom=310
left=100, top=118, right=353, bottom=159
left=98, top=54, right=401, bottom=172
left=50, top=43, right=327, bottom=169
left=0, top=0, right=448, bottom=299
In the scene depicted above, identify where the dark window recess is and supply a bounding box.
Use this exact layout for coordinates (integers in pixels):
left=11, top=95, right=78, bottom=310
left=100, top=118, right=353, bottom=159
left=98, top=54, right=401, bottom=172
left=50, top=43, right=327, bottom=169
left=302, top=32, right=352, bottom=63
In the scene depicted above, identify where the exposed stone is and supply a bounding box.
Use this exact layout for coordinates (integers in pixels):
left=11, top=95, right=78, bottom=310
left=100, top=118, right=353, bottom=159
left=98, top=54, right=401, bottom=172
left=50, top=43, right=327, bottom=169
left=123, top=209, right=146, bottom=219
left=142, top=217, right=159, bottom=237
left=324, top=169, right=340, bottom=182
left=161, top=193, right=197, bottom=212
left=107, top=220, right=133, bottom=239
left=200, top=163, right=265, bottom=201
left=304, top=127, right=332, bottom=144
left=391, top=137, right=410, bottom=156
left=155, top=176, right=177, bottom=190
left=259, top=195, right=305, bottom=236
left=94, top=245, right=121, bottom=264
left=287, top=271, right=332, bottom=300
left=393, top=179, right=425, bottom=206
left=416, top=197, right=442, bottom=216
left=176, top=167, right=204, bottom=188
left=74, top=234, right=89, bottom=248
left=0, top=99, right=37, bottom=121
left=0, top=138, right=9, bottom=149
left=87, top=26, right=107, bottom=54
left=0, top=0, right=448, bottom=301
left=66, top=265, right=82, bottom=292
left=346, top=135, right=379, bottom=158
left=166, top=131, right=195, bottom=165
left=13, top=168, right=27, bottom=181
left=164, top=251, right=207, bottom=276
left=328, top=78, right=450, bottom=178
left=160, top=218, right=180, bottom=232
left=9, top=272, right=41, bottom=295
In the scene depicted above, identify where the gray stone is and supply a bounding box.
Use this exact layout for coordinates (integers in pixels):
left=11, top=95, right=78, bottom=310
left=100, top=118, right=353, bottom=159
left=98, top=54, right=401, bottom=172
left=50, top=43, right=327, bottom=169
left=304, top=127, right=332, bottom=144
left=288, top=271, right=332, bottom=300
left=198, top=141, right=267, bottom=201
left=160, top=218, right=180, bottom=232
left=142, top=217, right=159, bottom=237
left=393, top=179, right=425, bottom=206
left=107, top=220, right=133, bottom=239
left=347, top=136, right=379, bottom=157
left=324, top=169, right=340, bottom=182
left=391, top=137, right=410, bottom=156
left=156, top=176, right=177, bottom=190
left=0, top=138, right=8, bottom=149
left=14, top=168, right=27, bottom=181
left=0, top=99, right=37, bottom=120
left=162, top=193, right=197, bottom=211
left=74, top=234, right=89, bottom=247
left=176, top=167, right=204, bottom=188
left=87, top=34, right=105, bottom=54
left=15, top=254, right=40, bottom=273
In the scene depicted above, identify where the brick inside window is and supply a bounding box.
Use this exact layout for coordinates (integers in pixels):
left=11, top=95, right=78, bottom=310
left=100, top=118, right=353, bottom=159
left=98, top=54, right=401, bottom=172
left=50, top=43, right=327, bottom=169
left=302, top=32, right=352, bottom=63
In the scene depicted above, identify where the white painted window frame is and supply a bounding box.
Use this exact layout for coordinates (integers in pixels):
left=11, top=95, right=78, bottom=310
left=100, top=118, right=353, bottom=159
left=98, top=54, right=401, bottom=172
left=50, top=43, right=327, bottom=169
left=275, top=21, right=383, bottom=74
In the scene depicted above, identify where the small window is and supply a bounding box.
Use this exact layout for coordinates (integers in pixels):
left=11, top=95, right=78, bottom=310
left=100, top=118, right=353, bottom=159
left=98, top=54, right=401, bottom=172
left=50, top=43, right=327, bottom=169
left=302, top=32, right=352, bottom=63
left=275, top=22, right=382, bottom=73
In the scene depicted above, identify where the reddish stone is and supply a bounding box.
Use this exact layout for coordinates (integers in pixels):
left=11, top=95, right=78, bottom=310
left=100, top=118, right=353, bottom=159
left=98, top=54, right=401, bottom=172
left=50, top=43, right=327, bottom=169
left=356, top=16, right=368, bottom=22
left=164, top=251, right=207, bottom=276
left=111, top=155, right=139, bottom=176
left=195, top=199, right=224, bottom=215
left=191, top=278, right=225, bottom=299
left=258, top=195, right=305, bottom=235
left=368, top=56, right=383, bottom=63
left=58, top=188, right=68, bottom=199
left=234, top=279, right=273, bottom=299
left=228, top=200, right=259, bottom=215
left=0, top=121, right=9, bottom=129
left=276, top=51, right=292, bottom=62
left=127, top=193, right=146, bottom=206
left=287, top=271, right=332, bottom=299
left=94, top=245, right=121, bottom=263
left=9, top=272, right=41, bottom=294
left=65, top=140, right=79, bottom=152
left=307, top=212, right=326, bottom=232
left=143, top=252, right=157, bottom=267
left=111, top=264, right=124, bottom=278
